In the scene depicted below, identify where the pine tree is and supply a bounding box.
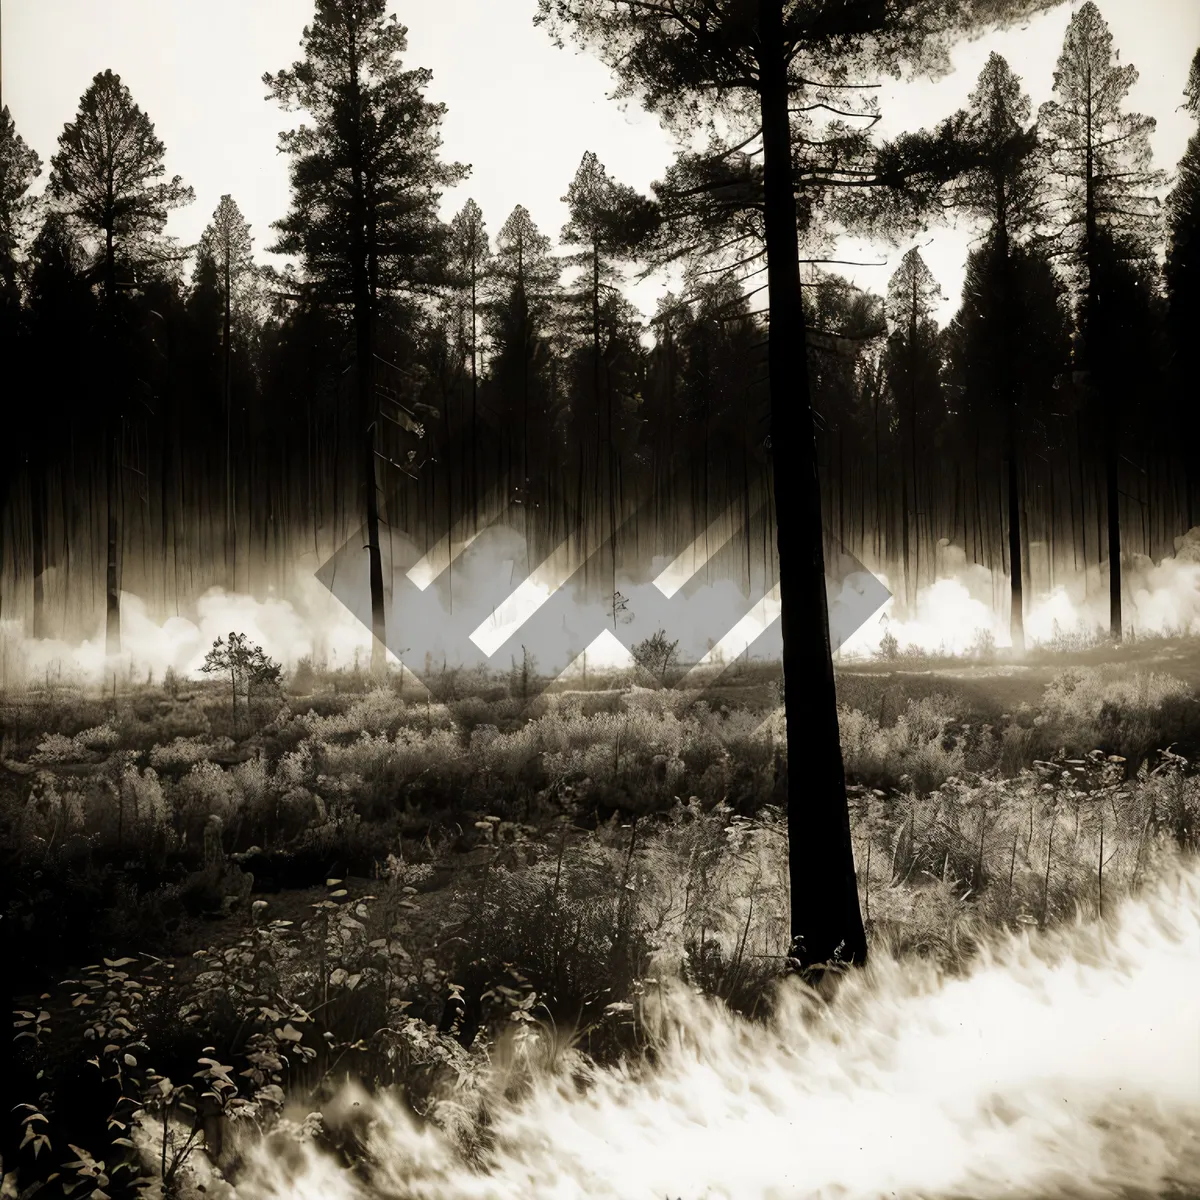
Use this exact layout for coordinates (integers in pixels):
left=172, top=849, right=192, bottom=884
left=0, top=107, right=42, bottom=614
left=942, top=54, right=1046, bottom=652
left=1039, top=3, right=1166, bottom=641
left=559, top=153, right=645, bottom=426
left=48, top=71, right=194, bottom=300
left=266, top=0, right=467, bottom=675
left=0, top=107, right=41, bottom=326
left=485, top=205, right=561, bottom=504
left=48, top=70, right=194, bottom=656
left=448, top=198, right=490, bottom=504
left=885, top=249, right=944, bottom=607
left=198, top=195, right=255, bottom=588
left=1166, top=49, right=1200, bottom=526
left=560, top=150, right=656, bottom=628
left=538, top=0, right=1061, bottom=975
left=944, top=242, right=1071, bottom=622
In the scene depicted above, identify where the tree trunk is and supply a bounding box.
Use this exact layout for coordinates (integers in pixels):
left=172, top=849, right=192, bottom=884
left=106, top=428, right=121, bottom=656
left=994, top=225, right=1025, bottom=656
left=224, top=249, right=235, bottom=592
left=347, top=44, right=387, bottom=679
left=31, top=468, right=47, bottom=639
left=471, top=259, right=479, bottom=521
left=758, top=0, right=866, bottom=972
left=1106, top=416, right=1122, bottom=640
left=1006, top=411, right=1025, bottom=654
left=104, top=223, right=121, bottom=657
left=1083, top=86, right=1122, bottom=643
left=1078, top=414, right=1089, bottom=594
left=360, top=320, right=387, bottom=676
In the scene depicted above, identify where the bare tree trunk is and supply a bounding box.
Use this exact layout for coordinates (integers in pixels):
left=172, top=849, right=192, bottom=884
left=224, top=248, right=235, bottom=592
left=31, top=469, right=47, bottom=639
left=347, top=47, right=387, bottom=678
left=901, top=424, right=911, bottom=606
left=104, top=224, right=122, bottom=658
left=759, top=0, right=866, bottom=972
left=1106, top=417, right=1122, bottom=640
left=106, top=428, right=121, bottom=656
left=1007, top=413, right=1025, bottom=654
left=360, top=334, right=386, bottom=676
left=1078, top=415, right=1089, bottom=594
left=471, top=259, right=479, bottom=522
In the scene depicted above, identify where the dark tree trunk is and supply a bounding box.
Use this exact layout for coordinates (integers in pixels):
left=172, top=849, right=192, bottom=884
left=348, top=47, right=387, bottom=678
left=359, top=312, right=386, bottom=675
left=106, top=429, right=121, bottom=656
left=31, top=468, right=47, bottom=639
left=224, top=249, right=235, bottom=591
left=1083, top=98, right=1122, bottom=642
left=758, top=0, right=866, bottom=972
left=1078, top=414, right=1089, bottom=593
left=995, top=227, right=1025, bottom=655
left=471, top=262, right=479, bottom=520
left=1006, top=413, right=1025, bottom=654
left=103, top=224, right=121, bottom=657
left=1106, top=414, right=1122, bottom=640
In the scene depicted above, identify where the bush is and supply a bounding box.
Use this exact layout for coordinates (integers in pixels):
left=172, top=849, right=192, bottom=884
left=838, top=694, right=965, bottom=796
left=1033, top=668, right=1199, bottom=768
left=289, top=656, right=318, bottom=696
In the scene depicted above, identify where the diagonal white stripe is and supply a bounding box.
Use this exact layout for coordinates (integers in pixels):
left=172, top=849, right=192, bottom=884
left=752, top=705, right=785, bottom=740
left=551, top=629, right=639, bottom=681
left=654, top=481, right=770, bottom=598
left=678, top=581, right=782, bottom=686
left=469, top=524, right=605, bottom=657
left=406, top=489, right=509, bottom=591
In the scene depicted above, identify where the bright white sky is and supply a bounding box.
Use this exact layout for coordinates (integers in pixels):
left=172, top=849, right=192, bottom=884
left=3, top=0, right=1197, bottom=326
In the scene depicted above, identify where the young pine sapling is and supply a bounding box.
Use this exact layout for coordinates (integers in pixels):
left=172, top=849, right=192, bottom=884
left=201, top=632, right=282, bottom=731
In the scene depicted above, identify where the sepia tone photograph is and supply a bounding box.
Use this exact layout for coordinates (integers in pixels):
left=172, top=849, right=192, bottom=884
left=1, top=0, right=1198, bottom=1196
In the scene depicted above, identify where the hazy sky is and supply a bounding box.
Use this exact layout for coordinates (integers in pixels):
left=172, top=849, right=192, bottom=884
left=3, top=0, right=1197, bottom=325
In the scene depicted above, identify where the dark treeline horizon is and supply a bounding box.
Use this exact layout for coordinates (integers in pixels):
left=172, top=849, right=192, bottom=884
left=1, top=2, right=1197, bottom=649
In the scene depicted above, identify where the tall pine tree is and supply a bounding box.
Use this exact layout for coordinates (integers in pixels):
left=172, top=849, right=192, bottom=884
left=484, top=205, right=561, bottom=508
left=448, top=197, right=490, bottom=504
left=267, top=0, right=467, bottom=674
left=943, top=55, right=1047, bottom=652
left=48, top=70, right=193, bottom=655
left=538, top=0, right=1064, bottom=975
left=1166, top=49, right=1200, bottom=526
left=884, top=248, right=944, bottom=606
left=198, top=195, right=255, bottom=588
left=0, top=108, right=42, bottom=625
left=1039, top=3, right=1165, bottom=640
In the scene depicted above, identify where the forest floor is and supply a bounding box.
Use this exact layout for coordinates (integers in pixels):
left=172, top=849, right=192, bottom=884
left=835, top=635, right=1200, bottom=719
left=6, top=644, right=1200, bottom=1199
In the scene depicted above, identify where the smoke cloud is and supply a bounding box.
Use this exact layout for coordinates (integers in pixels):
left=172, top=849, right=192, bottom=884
left=841, top=527, right=1200, bottom=657
left=3, top=527, right=1200, bottom=688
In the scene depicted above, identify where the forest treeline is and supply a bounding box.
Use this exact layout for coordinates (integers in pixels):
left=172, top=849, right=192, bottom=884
left=0, top=1, right=1197, bottom=652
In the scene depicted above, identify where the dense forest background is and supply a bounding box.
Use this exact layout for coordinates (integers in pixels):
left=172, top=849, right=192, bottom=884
left=0, top=1, right=1197, bottom=659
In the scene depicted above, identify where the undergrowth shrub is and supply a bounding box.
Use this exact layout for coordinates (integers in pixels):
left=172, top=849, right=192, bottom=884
left=838, top=694, right=965, bottom=795
left=1031, top=668, right=1199, bottom=767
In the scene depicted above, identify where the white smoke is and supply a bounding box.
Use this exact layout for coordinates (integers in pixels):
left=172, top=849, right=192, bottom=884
left=223, top=859, right=1200, bottom=1200
left=841, top=528, right=1200, bottom=658
left=4, top=526, right=1200, bottom=688
left=0, top=574, right=387, bottom=690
